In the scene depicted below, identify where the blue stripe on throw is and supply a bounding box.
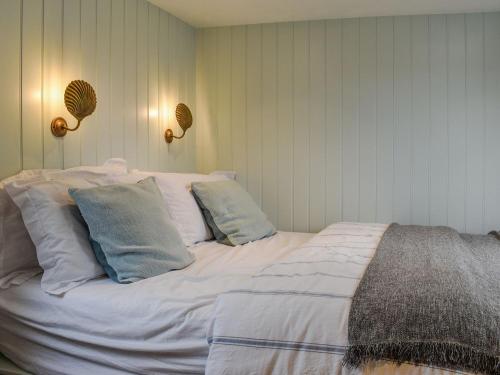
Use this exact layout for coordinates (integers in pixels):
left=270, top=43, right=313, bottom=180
left=252, top=272, right=361, bottom=280
left=208, top=336, right=347, bottom=355
left=259, top=259, right=368, bottom=273
left=222, top=289, right=351, bottom=299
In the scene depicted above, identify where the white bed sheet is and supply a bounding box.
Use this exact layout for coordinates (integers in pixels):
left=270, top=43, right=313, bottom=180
left=0, top=231, right=312, bottom=375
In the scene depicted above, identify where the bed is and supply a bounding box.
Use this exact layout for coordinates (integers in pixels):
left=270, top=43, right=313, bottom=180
left=0, top=232, right=312, bottom=375
left=1, top=164, right=497, bottom=375
left=1, top=222, right=498, bottom=374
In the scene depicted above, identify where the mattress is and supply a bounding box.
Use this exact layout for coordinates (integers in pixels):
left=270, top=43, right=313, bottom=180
left=0, top=231, right=312, bottom=375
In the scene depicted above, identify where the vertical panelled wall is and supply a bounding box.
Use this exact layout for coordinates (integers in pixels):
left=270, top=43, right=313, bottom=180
left=0, top=0, right=196, bottom=179
left=196, top=13, right=500, bottom=234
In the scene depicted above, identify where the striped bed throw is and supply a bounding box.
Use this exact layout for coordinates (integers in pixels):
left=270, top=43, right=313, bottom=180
left=206, top=222, right=488, bottom=375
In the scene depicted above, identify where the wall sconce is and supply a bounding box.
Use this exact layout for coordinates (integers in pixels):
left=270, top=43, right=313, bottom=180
left=164, top=103, right=193, bottom=143
left=51, top=80, right=97, bottom=137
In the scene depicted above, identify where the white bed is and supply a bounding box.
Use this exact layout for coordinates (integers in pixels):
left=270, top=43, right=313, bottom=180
left=0, top=231, right=312, bottom=375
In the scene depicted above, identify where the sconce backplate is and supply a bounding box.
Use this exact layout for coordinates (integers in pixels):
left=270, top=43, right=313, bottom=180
left=165, top=128, right=174, bottom=143
left=51, top=117, right=68, bottom=137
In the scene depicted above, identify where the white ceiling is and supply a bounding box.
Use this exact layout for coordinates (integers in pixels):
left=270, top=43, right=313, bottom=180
left=148, top=0, right=500, bottom=28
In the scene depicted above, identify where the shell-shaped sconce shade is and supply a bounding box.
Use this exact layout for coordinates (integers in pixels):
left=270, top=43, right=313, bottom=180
left=175, top=103, right=193, bottom=132
left=64, top=80, right=97, bottom=121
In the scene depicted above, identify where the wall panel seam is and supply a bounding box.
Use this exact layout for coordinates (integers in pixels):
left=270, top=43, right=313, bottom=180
left=20, top=0, right=24, bottom=170
left=479, top=13, right=485, bottom=233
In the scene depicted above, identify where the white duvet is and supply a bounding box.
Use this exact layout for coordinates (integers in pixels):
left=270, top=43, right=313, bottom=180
left=0, top=232, right=312, bottom=375
left=206, top=222, right=472, bottom=375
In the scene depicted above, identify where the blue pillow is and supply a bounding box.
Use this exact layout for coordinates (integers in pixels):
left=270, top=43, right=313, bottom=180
left=191, top=180, right=276, bottom=246
left=69, top=177, right=194, bottom=283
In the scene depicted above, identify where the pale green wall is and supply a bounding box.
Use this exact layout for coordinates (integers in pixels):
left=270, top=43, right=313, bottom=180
left=0, top=0, right=196, bottom=180
left=196, top=13, right=500, bottom=234
left=2, top=3, right=500, bottom=235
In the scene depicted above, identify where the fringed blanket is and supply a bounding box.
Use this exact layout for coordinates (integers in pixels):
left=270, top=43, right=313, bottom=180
left=344, top=224, right=500, bottom=374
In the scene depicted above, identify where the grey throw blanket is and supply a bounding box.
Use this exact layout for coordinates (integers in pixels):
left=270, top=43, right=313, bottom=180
left=343, top=224, right=500, bottom=374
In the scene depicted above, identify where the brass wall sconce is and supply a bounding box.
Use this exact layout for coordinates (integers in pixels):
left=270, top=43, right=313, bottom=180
left=164, top=103, right=193, bottom=143
left=51, top=80, right=97, bottom=137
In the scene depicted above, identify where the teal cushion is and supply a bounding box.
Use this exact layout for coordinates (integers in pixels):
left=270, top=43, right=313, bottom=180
left=191, top=180, right=276, bottom=246
left=69, top=177, right=194, bottom=283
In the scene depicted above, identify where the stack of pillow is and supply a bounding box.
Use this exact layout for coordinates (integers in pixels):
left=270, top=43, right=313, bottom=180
left=0, top=160, right=275, bottom=296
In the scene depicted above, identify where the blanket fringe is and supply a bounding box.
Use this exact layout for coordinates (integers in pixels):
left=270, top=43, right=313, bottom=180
left=342, top=342, right=500, bottom=375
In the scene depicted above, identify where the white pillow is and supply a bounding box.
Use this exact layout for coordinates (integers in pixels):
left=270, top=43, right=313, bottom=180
left=127, top=171, right=229, bottom=246
left=6, top=180, right=105, bottom=295
left=49, top=158, right=128, bottom=182
left=4, top=159, right=128, bottom=294
left=0, top=170, right=57, bottom=289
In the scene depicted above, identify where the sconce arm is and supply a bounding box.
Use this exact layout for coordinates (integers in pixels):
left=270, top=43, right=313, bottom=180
left=171, top=129, right=187, bottom=140
left=51, top=118, right=82, bottom=138
left=164, top=128, right=187, bottom=143
left=64, top=119, right=82, bottom=132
